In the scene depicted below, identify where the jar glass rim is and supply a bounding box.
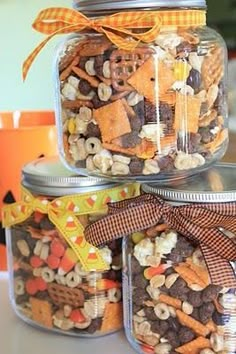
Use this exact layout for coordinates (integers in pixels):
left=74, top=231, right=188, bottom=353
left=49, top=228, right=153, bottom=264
left=142, top=163, right=236, bottom=203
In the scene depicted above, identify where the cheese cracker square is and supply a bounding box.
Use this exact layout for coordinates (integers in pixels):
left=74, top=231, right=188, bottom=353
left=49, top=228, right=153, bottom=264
left=174, top=93, right=201, bottom=133
left=93, top=99, right=131, bottom=143
left=30, top=297, right=53, bottom=328
left=127, top=57, right=175, bottom=104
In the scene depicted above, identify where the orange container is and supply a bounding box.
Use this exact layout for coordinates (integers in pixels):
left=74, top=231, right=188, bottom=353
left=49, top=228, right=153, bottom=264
left=0, top=111, right=58, bottom=213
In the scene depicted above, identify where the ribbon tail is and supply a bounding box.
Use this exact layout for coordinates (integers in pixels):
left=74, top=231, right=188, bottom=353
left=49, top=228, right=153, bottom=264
left=201, top=244, right=236, bottom=288
left=22, top=23, right=85, bottom=81
left=48, top=208, right=109, bottom=271
left=23, top=33, right=55, bottom=81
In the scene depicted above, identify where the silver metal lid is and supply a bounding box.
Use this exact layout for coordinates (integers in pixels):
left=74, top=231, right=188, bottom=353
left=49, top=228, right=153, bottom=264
left=22, top=156, right=117, bottom=196
left=142, top=163, right=236, bottom=203
left=73, top=0, right=206, bottom=13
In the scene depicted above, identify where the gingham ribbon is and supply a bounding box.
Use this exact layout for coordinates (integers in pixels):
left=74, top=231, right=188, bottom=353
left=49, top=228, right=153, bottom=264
left=23, top=7, right=206, bottom=79
left=85, top=194, right=236, bottom=287
left=2, top=184, right=138, bottom=271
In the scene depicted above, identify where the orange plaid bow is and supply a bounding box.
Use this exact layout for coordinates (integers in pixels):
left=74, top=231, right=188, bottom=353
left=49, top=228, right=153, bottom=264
left=23, top=7, right=206, bottom=80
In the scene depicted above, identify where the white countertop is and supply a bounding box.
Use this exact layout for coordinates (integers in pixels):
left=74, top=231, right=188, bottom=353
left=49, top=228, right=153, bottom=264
left=0, top=272, right=136, bottom=354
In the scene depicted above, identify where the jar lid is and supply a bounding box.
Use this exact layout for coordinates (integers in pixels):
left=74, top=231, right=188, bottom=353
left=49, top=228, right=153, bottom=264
left=73, top=0, right=206, bottom=14
left=142, top=163, right=236, bottom=203
left=22, top=156, right=117, bottom=196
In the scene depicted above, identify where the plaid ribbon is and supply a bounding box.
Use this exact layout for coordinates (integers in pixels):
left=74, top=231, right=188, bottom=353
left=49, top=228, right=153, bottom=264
left=23, top=7, right=206, bottom=80
left=85, top=194, right=236, bottom=288
left=2, top=184, right=139, bottom=271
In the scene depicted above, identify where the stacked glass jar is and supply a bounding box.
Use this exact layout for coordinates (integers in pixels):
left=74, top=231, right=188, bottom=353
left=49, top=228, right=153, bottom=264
left=4, top=0, right=236, bottom=353
left=55, top=0, right=228, bottom=182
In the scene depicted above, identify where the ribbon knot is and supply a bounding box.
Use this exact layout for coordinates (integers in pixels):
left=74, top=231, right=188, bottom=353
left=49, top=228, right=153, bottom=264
left=22, top=7, right=206, bottom=80
left=2, top=184, right=139, bottom=271
left=85, top=194, right=236, bottom=288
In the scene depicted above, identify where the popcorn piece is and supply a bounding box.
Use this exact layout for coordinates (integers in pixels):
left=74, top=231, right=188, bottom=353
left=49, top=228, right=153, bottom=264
left=155, top=230, right=177, bottom=255
left=174, top=152, right=205, bottom=170
left=134, top=238, right=154, bottom=266
left=62, top=82, right=77, bottom=100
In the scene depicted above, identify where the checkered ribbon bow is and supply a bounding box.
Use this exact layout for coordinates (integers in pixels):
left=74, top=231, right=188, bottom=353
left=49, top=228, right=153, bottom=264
left=22, top=7, right=206, bottom=79
left=85, top=194, right=236, bottom=288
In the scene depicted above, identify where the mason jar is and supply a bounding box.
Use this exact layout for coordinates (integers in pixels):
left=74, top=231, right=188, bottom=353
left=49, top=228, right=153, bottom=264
left=54, top=0, right=228, bottom=182
left=4, top=156, right=139, bottom=336
left=82, top=162, right=236, bottom=352
left=122, top=163, right=236, bottom=353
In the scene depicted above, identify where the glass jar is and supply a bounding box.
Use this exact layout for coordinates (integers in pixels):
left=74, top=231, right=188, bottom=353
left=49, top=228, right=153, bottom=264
left=121, top=163, right=236, bottom=353
left=54, top=0, right=228, bottom=182
left=4, top=156, right=139, bottom=336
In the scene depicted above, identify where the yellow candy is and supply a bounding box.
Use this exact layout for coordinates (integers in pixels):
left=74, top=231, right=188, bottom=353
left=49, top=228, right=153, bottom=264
left=174, top=60, right=191, bottom=81
left=68, top=117, right=76, bottom=134
left=132, top=232, right=145, bottom=244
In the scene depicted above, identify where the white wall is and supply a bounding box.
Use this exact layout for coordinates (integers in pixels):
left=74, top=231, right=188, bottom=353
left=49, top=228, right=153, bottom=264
left=0, top=0, right=69, bottom=110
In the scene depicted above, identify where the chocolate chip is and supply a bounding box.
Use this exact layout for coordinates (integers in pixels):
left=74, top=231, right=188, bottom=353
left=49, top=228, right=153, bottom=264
left=159, top=102, right=174, bottom=126
left=133, top=304, right=142, bottom=314
left=191, top=308, right=200, bottom=321
left=92, top=94, right=109, bottom=108
left=40, top=216, right=55, bottom=230
left=86, top=122, right=101, bottom=138
left=131, top=257, right=143, bottom=274
left=86, top=318, right=102, bottom=333
left=168, top=251, right=184, bottom=264
left=94, top=55, right=104, bottom=76
left=133, top=101, right=145, bottom=126
left=150, top=319, right=169, bottom=336
left=129, top=115, right=142, bottom=132
left=188, top=290, right=203, bottom=307
left=144, top=307, right=157, bottom=321
left=133, top=288, right=149, bottom=306
left=158, top=156, right=175, bottom=172
left=159, top=285, right=169, bottom=294
left=105, top=270, right=118, bottom=281
left=133, top=273, right=149, bottom=288
left=199, top=127, right=214, bottom=144
left=167, top=318, right=180, bottom=332
left=78, top=79, right=92, bottom=95
left=171, top=278, right=188, bottom=290
left=165, top=330, right=180, bottom=348
left=165, top=267, right=175, bottom=276
left=15, top=293, right=30, bottom=304
left=202, top=284, right=222, bottom=303
left=178, top=327, right=195, bottom=344
left=199, top=302, right=215, bottom=324
left=78, top=57, right=87, bottom=70
left=144, top=101, right=157, bottom=123
left=169, top=278, right=189, bottom=300
left=129, top=158, right=144, bottom=175
left=120, top=131, right=141, bottom=148
left=187, top=68, right=201, bottom=91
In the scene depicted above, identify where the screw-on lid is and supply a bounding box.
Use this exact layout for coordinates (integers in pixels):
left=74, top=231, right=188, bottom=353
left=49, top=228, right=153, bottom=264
left=22, top=156, right=118, bottom=196
left=73, top=0, right=206, bottom=14
left=142, top=163, right=236, bottom=203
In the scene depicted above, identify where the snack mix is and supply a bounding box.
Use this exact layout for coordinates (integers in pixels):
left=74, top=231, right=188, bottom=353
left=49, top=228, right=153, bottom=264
left=9, top=212, right=123, bottom=335
left=56, top=28, right=228, bottom=179
left=123, top=225, right=235, bottom=354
